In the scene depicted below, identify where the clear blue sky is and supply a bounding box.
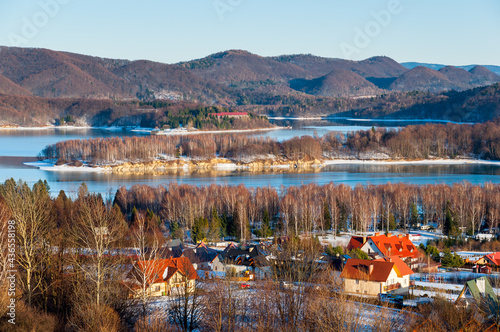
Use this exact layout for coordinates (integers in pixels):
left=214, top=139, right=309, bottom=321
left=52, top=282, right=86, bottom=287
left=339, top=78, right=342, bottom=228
left=0, top=0, right=499, bottom=65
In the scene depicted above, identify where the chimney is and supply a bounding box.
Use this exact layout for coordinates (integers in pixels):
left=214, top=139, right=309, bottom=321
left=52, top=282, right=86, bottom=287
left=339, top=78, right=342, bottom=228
left=369, top=264, right=374, bottom=275
left=387, top=233, right=392, bottom=238
left=406, top=234, right=410, bottom=240
left=375, top=232, right=380, bottom=236
left=362, top=236, right=367, bottom=244
left=388, top=257, right=392, bottom=262
left=398, top=234, right=403, bottom=239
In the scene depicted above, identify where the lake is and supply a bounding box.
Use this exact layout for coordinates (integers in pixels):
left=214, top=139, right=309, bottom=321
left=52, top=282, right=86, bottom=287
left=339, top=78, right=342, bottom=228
left=0, top=119, right=497, bottom=196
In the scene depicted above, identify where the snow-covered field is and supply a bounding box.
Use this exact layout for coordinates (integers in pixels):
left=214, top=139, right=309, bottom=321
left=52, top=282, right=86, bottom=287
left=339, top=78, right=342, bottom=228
left=408, top=230, right=446, bottom=246
left=317, top=233, right=354, bottom=247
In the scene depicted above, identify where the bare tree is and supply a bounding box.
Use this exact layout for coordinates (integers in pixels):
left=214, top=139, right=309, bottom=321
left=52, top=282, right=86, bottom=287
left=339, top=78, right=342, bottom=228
left=69, top=190, right=126, bottom=308
left=0, top=203, right=12, bottom=318
left=129, top=213, right=162, bottom=317
left=168, top=261, right=203, bottom=332
left=368, top=187, right=382, bottom=233
left=202, top=278, right=243, bottom=332
left=0, top=180, right=52, bottom=307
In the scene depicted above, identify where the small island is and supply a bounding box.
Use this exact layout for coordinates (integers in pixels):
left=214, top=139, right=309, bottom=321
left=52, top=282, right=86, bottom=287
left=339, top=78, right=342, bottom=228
left=33, top=121, right=500, bottom=174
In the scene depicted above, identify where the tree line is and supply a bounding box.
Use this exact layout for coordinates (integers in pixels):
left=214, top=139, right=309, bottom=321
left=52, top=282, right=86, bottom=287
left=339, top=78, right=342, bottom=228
left=41, top=120, right=500, bottom=165
left=115, top=181, right=500, bottom=241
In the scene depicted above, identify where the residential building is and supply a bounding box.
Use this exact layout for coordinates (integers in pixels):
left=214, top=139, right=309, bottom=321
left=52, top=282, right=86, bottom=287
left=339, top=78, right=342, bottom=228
left=347, top=232, right=420, bottom=269
left=129, top=257, right=197, bottom=297
left=179, top=242, right=227, bottom=278
left=222, top=244, right=271, bottom=279
left=476, top=252, right=500, bottom=266
left=456, top=276, right=498, bottom=308
left=340, top=256, right=414, bottom=296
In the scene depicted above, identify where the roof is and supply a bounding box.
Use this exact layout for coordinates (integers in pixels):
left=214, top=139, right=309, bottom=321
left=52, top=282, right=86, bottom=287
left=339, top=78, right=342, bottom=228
left=182, top=246, right=218, bottom=265
left=348, top=233, right=419, bottom=259
left=340, top=258, right=395, bottom=283
left=347, top=236, right=364, bottom=250
left=374, top=256, right=414, bottom=277
left=484, top=252, right=500, bottom=265
left=456, top=276, right=498, bottom=306
left=223, top=242, right=238, bottom=252
left=134, top=257, right=197, bottom=285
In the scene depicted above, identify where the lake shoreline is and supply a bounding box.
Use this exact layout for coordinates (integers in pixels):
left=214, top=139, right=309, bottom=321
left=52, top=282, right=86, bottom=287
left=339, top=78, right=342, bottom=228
left=24, top=157, right=500, bottom=175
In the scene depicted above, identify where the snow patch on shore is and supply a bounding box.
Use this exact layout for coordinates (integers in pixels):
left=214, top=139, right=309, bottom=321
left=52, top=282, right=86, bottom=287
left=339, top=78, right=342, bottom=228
left=24, top=160, right=109, bottom=173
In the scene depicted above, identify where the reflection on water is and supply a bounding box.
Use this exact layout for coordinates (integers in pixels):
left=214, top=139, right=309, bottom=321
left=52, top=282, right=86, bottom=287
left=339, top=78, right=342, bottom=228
left=1, top=160, right=499, bottom=197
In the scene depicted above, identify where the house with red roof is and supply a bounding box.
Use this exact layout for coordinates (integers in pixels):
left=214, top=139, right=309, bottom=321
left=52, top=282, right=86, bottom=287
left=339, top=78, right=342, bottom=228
left=340, top=256, right=414, bottom=296
left=476, top=252, right=500, bottom=266
left=347, top=232, right=420, bottom=269
left=129, top=257, right=197, bottom=297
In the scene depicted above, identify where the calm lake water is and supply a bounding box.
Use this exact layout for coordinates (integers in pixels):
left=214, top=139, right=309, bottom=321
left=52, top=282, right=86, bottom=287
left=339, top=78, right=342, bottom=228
left=0, top=119, right=497, bottom=196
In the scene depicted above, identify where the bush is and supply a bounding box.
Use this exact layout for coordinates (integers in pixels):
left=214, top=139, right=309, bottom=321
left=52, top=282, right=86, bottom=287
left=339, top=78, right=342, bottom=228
left=326, top=245, right=343, bottom=256
left=441, top=249, right=464, bottom=268
left=347, top=248, right=369, bottom=260
left=0, top=300, right=59, bottom=332
left=68, top=303, right=122, bottom=332
left=424, top=245, right=441, bottom=262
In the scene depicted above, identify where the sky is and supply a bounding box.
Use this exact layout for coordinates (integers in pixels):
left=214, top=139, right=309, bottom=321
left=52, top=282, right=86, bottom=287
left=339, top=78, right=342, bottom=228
left=0, top=0, right=499, bottom=66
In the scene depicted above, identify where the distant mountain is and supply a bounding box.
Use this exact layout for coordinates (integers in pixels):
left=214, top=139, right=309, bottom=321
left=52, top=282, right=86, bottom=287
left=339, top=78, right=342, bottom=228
left=469, top=65, right=500, bottom=85
left=388, top=66, right=461, bottom=93
left=402, top=62, right=500, bottom=76
left=438, top=66, right=473, bottom=86
left=0, top=46, right=499, bottom=125
left=180, top=50, right=309, bottom=84
left=289, top=69, right=381, bottom=97
left=273, top=54, right=408, bottom=79
left=0, top=46, right=229, bottom=103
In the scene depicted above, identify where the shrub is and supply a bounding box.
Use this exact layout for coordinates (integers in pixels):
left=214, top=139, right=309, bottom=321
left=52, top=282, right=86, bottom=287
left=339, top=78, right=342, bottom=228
left=68, top=303, right=122, bottom=332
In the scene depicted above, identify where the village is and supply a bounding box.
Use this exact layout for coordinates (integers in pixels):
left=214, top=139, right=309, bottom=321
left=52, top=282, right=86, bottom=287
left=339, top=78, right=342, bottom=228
left=122, top=228, right=500, bottom=331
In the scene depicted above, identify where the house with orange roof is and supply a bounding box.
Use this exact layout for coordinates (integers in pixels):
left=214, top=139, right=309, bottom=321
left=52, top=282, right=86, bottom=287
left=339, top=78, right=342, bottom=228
left=340, top=256, right=414, bottom=296
left=129, top=257, right=197, bottom=297
left=475, top=252, right=500, bottom=266
left=347, top=232, right=420, bottom=269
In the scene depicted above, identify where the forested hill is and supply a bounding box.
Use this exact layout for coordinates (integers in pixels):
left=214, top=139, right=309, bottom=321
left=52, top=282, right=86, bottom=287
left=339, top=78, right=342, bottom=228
left=0, top=46, right=499, bottom=126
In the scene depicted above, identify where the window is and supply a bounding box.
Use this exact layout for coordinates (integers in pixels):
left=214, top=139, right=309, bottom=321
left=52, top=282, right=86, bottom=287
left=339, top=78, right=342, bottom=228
left=155, top=285, right=160, bottom=292
left=355, top=280, right=359, bottom=284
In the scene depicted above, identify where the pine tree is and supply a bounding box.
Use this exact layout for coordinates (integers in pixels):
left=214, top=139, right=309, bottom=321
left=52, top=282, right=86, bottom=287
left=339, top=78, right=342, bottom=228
left=208, top=207, right=222, bottom=241
left=444, top=201, right=459, bottom=237
left=191, top=217, right=208, bottom=243
left=323, top=202, right=332, bottom=231
left=410, top=202, right=420, bottom=227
